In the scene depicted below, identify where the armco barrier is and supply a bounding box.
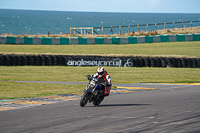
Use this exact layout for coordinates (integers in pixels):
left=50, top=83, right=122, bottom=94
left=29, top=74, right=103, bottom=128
left=51, top=37, right=60, bottom=45
left=160, top=35, right=169, bottom=42
left=136, top=36, right=145, bottom=43
left=33, top=37, right=41, bottom=44
left=0, top=54, right=200, bottom=68
left=0, top=36, right=7, bottom=44
left=41, top=37, right=51, bottom=45
left=0, top=34, right=199, bottom=45
left=128, top=37, right=137, bottom=44
left=24, top=37, right=33, bottom=44
left=153, top=35, right=161, bottom=42
left=169, top=35, right=177, bottom=42
left=120, top=37, right=128, bottom=44
left=60, top=38, right=69, bottom=45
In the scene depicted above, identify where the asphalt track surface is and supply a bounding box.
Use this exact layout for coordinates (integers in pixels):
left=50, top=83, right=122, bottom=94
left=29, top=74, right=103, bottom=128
left=0, top=83, right=200, bottom=133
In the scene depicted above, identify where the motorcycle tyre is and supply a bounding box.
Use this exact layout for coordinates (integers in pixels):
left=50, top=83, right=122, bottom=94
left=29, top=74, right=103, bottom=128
left=93, top=96, right=104, bottom=106
left=80, top=92, right=89, bottom=107
left=93, top=101, right=101, bottom=106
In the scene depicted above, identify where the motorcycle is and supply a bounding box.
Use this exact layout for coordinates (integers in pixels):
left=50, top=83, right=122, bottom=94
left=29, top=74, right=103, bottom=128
left=80, top=75, right=106, bottom=107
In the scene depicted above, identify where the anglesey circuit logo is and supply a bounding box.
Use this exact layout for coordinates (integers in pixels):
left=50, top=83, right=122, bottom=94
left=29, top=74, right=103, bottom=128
left=66, top=58, right=133, bottom=67
left=124, top=59, right=134, bottom=67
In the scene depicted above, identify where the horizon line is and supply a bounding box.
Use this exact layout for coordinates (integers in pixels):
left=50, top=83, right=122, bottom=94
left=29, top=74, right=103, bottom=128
left=1, top=8, right=200, bottom=14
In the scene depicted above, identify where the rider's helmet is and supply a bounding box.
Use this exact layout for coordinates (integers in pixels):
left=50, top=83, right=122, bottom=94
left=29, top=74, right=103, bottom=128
left=97, top=67, right=105, bottom=77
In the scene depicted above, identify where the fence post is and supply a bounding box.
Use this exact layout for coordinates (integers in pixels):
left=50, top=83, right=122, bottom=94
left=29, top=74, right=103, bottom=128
left=164, top=23, right=166, bottom=31
left=111, top=26, right=113, bottom=35
left=102, top=27, right=104, bottom=34
left=70, top=27, right=71, bottom=34
left=119, top=26, right=121, bottom=34
left=190, top=21, right=192, bottom=29
left=173, top=22, right=175, bottom=30
left=74, top=28, right=76, bottom=34
left=92, top=27, right=94, bottom=35
left=199, top=20, right=200, bottom=28
left=137, top=25, right=139, bottom=32
left=182, top=21, right=184, bottom=30
left=128, top=25, right=130, bottom=33
left=146, top=24, right=148, bottom=32
left=81, top=27, right=83, bottom=35
left=155, top=23, right=157, bottom=31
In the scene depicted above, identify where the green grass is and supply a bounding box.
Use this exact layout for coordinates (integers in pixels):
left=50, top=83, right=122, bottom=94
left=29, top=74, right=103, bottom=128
left=1, top=66, right=200, bottom=83
left=0, top=66, right=200, bottom=99
left=0, top=82, right=85, bottom=99
left=1, top=41, right=200, bottom=57
left=0, top=41, right=200, bottom=99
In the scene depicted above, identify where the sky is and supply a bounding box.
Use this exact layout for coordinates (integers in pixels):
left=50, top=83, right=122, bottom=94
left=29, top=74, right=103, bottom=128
left=0, top=0, right=200, bottom=13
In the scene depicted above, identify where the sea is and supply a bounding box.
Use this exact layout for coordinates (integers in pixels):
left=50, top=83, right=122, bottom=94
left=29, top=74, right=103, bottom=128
left=0, top=9, right=200, bottom=35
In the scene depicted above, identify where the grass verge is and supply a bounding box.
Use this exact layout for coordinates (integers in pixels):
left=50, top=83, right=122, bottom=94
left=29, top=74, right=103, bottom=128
left=1, top=66, right=200, bottom=83
left=0, top=82, right=85, bottom=100
left=0, top=66, right=200, bottom=99
left=0, top=41, right=200, bottom=58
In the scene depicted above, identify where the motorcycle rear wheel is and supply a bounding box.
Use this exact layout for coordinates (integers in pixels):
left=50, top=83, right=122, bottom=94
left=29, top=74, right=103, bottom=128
left=93, top=101, right=101, bottom=106
left=80, top=92, right=89, bottom=107
left=93, top=96, right=104, bottom=106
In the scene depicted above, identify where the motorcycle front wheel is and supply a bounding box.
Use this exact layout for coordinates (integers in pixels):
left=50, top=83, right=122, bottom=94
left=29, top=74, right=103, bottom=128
left=80, top=92, right=89, bottom=107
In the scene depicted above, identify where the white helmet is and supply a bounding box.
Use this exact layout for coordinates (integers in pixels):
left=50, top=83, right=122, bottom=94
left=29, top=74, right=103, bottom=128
left=97, top=67, right=105, bottom=77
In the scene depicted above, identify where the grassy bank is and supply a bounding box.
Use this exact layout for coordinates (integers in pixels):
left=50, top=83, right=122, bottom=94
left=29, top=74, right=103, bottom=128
left=1, top=41, right=200, bottom=58
left=0, top=66, right=199, bottom=99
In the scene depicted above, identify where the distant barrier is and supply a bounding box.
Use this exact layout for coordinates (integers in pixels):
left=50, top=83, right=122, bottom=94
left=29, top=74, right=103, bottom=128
left=0, top=54, right=200, bottom=68
left=71, top=20, right=200, bottom=35
left=0, top=34, right=200, bottom=45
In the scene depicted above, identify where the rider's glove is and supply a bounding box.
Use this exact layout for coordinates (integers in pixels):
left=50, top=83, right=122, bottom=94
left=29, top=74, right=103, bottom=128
left=86, top=75, right=92, bottom=80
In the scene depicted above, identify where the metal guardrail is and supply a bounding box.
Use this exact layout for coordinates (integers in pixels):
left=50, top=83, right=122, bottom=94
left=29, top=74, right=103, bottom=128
left=70, top=20, right=200, bottom=35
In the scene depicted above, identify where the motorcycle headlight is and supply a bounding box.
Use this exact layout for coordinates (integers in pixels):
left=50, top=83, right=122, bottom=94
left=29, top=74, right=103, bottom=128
left=90, top=81, right=95, bottom=87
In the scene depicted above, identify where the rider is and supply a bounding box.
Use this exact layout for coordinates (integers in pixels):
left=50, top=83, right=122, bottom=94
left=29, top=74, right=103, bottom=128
left=88, top=67, right=112, bottom=96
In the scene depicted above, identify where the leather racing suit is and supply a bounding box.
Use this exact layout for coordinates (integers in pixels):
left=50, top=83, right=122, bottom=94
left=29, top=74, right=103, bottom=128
left=92, top=71, right=111, bottom=96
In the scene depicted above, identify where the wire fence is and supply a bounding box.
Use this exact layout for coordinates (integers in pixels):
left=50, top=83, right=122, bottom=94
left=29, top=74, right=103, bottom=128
left=70, top=20, right=200, bottom=35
